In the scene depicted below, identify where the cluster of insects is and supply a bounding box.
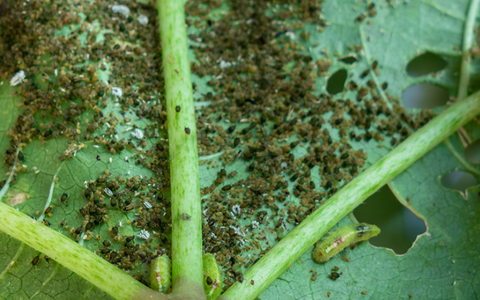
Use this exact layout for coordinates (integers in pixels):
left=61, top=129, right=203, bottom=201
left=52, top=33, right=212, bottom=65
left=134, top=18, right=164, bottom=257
left=0, top=0, right=435, bottom=293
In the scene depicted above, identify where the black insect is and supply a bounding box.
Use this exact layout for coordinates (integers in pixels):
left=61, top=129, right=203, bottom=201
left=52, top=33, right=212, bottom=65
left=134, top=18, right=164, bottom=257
left=31, top=255, right=40, bottom=266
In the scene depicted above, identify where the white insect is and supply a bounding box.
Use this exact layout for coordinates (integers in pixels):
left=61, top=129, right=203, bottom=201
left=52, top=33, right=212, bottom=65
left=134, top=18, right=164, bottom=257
left=131, top=128, right=144, bottom=139
left=111, top=4, right=130, bottom=17
left=143, top=202, right=152, bottom=209
left=285, top=30, right=296, bottom=40
left=138, top=14, right=148, bottom=25
left=229, top=225, right=245, bottom=237
left=138, top=229, right=150, bottom=240
left=111, top=86, right=123, bottom=97
left=252, top=220, right=259, bottom=229
left=219, top=60, right=232, bottom=69
left=10, top=70, right=26, bottom=86
left=104, top=188, right=113, bottom=197
left=232, top=204, right=241, bottom=215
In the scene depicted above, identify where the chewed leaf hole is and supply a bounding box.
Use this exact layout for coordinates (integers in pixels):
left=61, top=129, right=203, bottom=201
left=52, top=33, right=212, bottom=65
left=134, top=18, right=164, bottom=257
left=464, top=139, right=480, bottom=164
left=339, top=55, right=357, bottom=65
left=406, top=51, right=447, bottom=77
left=354, top=185, right=426, bottom=254
left=401, top=83, right=449, bottom=108
left=326, top=69, right=347, bottom=95
left=440, top=170, right=477, bottom=192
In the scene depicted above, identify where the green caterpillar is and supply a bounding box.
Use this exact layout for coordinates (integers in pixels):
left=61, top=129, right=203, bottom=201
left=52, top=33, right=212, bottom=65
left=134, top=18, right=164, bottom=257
left=150, top=253, right=222, bottom=300
left=150, top=254, right=172, bottom=293
left=312, top=223, right=380, bottom=263
left=203, top=253, right=223, bottom=300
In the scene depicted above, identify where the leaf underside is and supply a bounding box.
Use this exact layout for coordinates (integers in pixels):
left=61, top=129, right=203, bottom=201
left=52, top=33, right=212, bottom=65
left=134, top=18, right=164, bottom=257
left=0, top=0, right=479, bottom=300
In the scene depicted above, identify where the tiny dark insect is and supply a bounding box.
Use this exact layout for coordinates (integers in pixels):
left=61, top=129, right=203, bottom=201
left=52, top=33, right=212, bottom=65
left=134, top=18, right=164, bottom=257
left=60, top=193, right=68, bottom=203
left=222, top=185, right=231, bottom=191
left=31, top=255, right=40, bottom=266
left=329, top=271, right=340, bottom=281
left=44, top=255, right=50, bottom=263
left=103, top=240, right=111, bottom=247
left=236, top=272, right=244, bottom=283
left=185, top=127, right=191, bottom=135
left=112, top=226, right=119, bottom=236
left=250, top=279, right=254, bottom=285
left=45, top=206, right=52, bottom=214
left=206, top=276, right=213, bottom=285
left=175, top=105, right=181, bottom=112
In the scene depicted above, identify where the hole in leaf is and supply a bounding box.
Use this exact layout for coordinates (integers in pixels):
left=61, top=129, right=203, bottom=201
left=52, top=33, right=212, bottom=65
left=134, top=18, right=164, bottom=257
left=440, top=170, right=477, bottom=192
left=406, top=52, right=447, bottom=77
left=339, top=56, right=357, bottom=65
left=464, top=139, right=480, bottom=164
left=326, top=69, right=347, bottom=95
left=354, top=185, right=426, bottom=254
left=401, top=83, right=449, bottom=108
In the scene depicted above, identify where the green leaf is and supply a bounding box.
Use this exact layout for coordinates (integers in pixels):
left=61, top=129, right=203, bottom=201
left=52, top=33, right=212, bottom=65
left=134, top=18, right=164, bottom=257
left=0, top=0, right=479, bottom=299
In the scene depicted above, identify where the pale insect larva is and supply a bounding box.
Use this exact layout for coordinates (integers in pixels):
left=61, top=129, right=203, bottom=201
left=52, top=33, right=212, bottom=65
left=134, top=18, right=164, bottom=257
left=312, top=223, right=380, bottom=263
left=137, top=229, right=150, bottom=240
left=10, top=70, right=26, bottom=86
left=131, top=128, right=144, bottom=140
left=138, top=14, right=149, bottom=25
left=150, top=254, right=172, bottom=293
left=104, top=188, right=113, bottom=197
left=111, top=86, right=123, bottom=97
left=111, top=4, right=130, bottom=17
left=203, top=253, right=222, bottom=300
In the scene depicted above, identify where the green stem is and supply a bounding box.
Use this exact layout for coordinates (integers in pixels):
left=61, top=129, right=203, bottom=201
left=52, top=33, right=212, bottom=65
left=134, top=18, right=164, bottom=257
left=458, top=0, right=480, bottom=101
left=220, top=91, right=480, bottom=300
left=0, top=201, right=162, bottom=300
left=157, top=0, right=204, bottom=298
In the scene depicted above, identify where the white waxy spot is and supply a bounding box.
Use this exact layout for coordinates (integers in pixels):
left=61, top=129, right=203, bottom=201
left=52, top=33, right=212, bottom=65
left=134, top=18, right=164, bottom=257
left=104, top=188, right=113, bottom=197
left=281, top=162, right=288, bottom=169
left=138, top=229, right=150, bottom=239
left=111, top=4, right=130, bottom=17
left=10, top=70, right=26, bottom=86
left=112, top=86, right=122, bottom=97
left=252, top=220, right=259, bottom=228
left=138, top=14, right=148, bottom=25
left=109, top=157, right=113, bottom=163
left=143, top=202, right=152, bottom=209
left=131, top=128, right=144, bottom=139
left=285, top=30, right=296, bottom=40
left=229, top=225, right=245, bottom=237
left=232, top=204, right=241, bottom=215
left=219, top=60, right=232, bottom=69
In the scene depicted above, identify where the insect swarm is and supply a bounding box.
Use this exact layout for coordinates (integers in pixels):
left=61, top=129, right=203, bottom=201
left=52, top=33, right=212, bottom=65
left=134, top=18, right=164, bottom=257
left=0, top=0, right=438, bottom=294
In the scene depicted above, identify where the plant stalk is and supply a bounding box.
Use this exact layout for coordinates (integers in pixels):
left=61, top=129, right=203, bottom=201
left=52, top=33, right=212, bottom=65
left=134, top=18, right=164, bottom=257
left=0, top=201, right=162, bottom=300
left=157, top=0, right=204, bottom=298
left=219, top=91, right=480, bottom=300
left=458, top=0, right=480, bottom=101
